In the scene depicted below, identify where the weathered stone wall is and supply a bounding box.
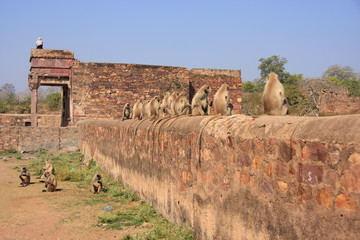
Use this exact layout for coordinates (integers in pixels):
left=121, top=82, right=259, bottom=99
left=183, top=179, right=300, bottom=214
left=71, top=62, right=190, bottom=122
left=0, top=126, right=79, bottom=152
left=71, top=62, right=242, bottom=123
left=78, top=115, right=360, bottom=240
left=0, top=114, right=61, bottom=127
left=319, top=90, right=360, bottom=115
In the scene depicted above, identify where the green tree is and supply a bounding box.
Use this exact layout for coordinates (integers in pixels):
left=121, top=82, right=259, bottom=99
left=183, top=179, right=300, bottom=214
left=258, top=55, right=288, bottom=84
left=0, top=99, right=7, bottom=113
left=322, top=65, right=360, bottom=97
left=242, top=81, right=257, bottom=93
left=45, top=93, right=61, bottom=111
left=16, top=96, right=31, bottom=114
left=322, top=65, right=356, bottom=81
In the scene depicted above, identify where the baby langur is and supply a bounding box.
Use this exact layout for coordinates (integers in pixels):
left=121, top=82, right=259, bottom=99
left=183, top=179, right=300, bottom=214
left=191, top=85, right=211, bottom=116
left=226, top=102, right=233, bottom=115
left=19, top=166, right=30, bottom=187
left=43, top=171, right=57, bottom=192
left=91, top=172, right=103, bottom=194
left=122, top=103, right=132, bottom=121
left=132, top=99, right=143, bottom=120
left=173, top=91, right=190, bottom=116
left=214, top=83, right=233, bottom=116
left=262, top=72, right=289, bottom=115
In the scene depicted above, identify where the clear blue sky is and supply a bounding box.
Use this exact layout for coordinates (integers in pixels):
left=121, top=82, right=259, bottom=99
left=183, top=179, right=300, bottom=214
left=0, top=0, right=359, bottom=92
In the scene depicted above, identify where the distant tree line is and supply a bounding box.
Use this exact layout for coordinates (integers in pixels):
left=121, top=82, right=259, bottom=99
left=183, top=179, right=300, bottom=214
left=242, top=55, right=360, bottom=116
left=0, top=84, right=61, bottom=114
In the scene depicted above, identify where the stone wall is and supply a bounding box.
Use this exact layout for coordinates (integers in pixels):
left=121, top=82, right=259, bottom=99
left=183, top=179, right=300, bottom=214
left=78, top=114, right=360, bottom=240
left=0, top=126, right=79, bottom=152
left=319, top=90, right=360, bottom=115
left=71, top=62, right=242, bottom=123
left=0, top=114, right=61, bottom=127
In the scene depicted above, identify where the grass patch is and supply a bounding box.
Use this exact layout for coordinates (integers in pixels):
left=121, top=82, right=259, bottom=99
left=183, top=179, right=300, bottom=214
left=0, top=149, right=23, bottom=160
left=97, top=204, right=155, bottom=230
left=6, top=149, right=195, bottom=240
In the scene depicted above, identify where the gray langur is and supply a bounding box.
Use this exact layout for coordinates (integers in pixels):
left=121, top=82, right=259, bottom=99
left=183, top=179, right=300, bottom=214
left=191, top=85, right=211, bottom=116
left=19, top=166, right=30, bottom=187
left=122, top=103, right=132, bottom=120
left=262, top=72, right=289, bottom=115
left=214, top=83, right=233, bottom=116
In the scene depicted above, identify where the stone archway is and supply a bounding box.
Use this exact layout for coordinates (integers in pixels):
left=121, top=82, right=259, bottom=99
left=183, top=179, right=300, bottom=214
left=28, top=49, right=75, bottom=127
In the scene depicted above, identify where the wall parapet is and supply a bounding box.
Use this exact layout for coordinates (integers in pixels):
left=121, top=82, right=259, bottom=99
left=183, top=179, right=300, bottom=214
left=0, top=126, right=79, bottom=152
left=77, top=114, right=360, bottom=239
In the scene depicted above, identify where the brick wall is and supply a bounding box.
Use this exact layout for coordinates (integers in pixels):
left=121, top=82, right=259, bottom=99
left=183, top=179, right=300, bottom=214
left=78, top=114, right=360, bottom=239
left=71, top=62, right=242, bottom=123
left=0, top=114, right=61, bottom=127
left=0, top=126, right=79, bottom=152
left=319, top=90, right=360, bottom=115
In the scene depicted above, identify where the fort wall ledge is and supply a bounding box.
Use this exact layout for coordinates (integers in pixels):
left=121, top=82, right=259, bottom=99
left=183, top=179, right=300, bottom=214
left=0, top=126, right=79, bottom=152
left=77, top=114, right=360, bottom=240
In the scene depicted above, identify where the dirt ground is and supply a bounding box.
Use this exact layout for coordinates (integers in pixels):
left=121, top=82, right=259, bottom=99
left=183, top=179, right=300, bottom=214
left=0, top=157, right=144, bottom=240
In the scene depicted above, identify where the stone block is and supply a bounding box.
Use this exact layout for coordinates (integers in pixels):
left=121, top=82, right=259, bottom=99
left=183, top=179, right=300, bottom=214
left=295, top=184, right=312, bottom=202
left=253, top=138, right=264, bottom=153
left=325, top=169, right=339, bottom=188
left=316, top=188, right=333, bottom=208
left=262, top=180, right=273, bottom=194
left=238, top=152, right=251, bottom=167
left=335, top=194, right=356, bottom=211
left=309, top=142, right=328, bottom=163
left=279, top=142, right=293, bottom=163
left=275, top=161, right=288, bottom=179
left=277, top=181, right=288, bottom=193
left=240, top=171, right=249, bottom=185
left=348, top=152, right=360, bottom=165
left=252, top=155, right=261, bottom=170
left=341, top=165, right=360, bottom=193
left=298, top=163, right=323, bottom=185
left=261, top=161, right=272, bottom=178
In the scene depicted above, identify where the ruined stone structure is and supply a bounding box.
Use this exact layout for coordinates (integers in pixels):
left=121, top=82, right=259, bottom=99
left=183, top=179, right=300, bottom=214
left=0, top=125, right=78, bottom=152
left=78, top=114, right=360, bottom=239
left=28, top=49, right=242, bottom=126
left=0, top=114, right=61, bottom=127
left=11, top=48, right=358, bottom=239
left=319, top=89, right=360, bottom=115
left=29, top=49, right=75, bottom=127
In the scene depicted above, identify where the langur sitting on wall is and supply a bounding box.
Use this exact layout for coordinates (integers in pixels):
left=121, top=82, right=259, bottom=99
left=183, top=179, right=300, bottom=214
left=214, top=83, right=233, bottom=116
left=262, top=73, right=289, bottom=115
left=191, top=85, right=211, bottom=116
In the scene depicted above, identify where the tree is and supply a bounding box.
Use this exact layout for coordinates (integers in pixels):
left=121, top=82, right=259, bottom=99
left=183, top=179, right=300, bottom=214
left=45, top=93, right=61, bottom=112
left=322, top=65, right=360, bottom=97
left=0, top=83, right=16, bottom=100
left=242, top=81, right=257, bottom=93
left=16, top=96, right=31, bottom=114
left=322, top=65, right=356, bottom=81
left=258, top=55, right=288, bottom=84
